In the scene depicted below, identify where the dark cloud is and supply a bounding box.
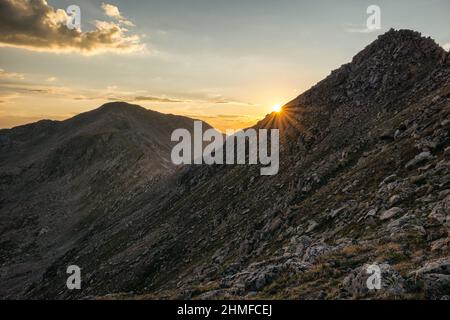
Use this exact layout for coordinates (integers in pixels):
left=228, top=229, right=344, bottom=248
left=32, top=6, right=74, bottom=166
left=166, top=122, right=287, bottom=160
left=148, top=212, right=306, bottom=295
left=202, top=95, right=254, bottom=106
left=0, top=0, right=145, bottom=55
left=0, top=81, right=64, bottom=95
left=134, top=96, right=183, bottom=103
left=216, top=114, right=243, bottom=119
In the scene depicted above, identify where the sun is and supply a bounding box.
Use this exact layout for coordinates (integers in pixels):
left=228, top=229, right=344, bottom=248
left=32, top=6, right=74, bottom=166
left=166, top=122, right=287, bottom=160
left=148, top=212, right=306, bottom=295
left=272, top=104, right=282, bottom=113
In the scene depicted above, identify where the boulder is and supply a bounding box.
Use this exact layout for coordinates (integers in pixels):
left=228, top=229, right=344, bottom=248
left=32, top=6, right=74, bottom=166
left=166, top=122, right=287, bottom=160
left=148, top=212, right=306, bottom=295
left=405, top=152, right=433, bottom=169
left=380, top=207, right=404, bottom=220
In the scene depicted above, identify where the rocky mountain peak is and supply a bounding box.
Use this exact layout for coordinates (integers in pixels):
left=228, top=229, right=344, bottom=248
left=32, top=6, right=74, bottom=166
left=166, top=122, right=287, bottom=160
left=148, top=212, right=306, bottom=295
left=286, top=29, right=448, bottom=110
left=352, top=29, right=445, bottom=66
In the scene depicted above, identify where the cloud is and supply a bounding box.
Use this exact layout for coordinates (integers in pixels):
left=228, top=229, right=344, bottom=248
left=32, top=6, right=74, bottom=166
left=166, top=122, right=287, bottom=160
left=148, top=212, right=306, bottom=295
left=0, top=75, right=73, bottom=106
left=102, top=3, right=121, bottom=19
left=134, top=96, right=183, bottom=103
left=216, top=114, right=243, bottom=119
left=102, top=2, right=135, bottom=27
left=0, top=68, right=25, bottom=80
left=99, top=91, right=254, bottom=106
left=0, top=74, right=256, bottom=112
left=180, top=92, right=255, bottom=106
left=206, top=96, right=252, bottom=105
left=0, top=0, right=145, bottom=55
left=443, top=43, right=450, bottom=51
left=0, top=82, right=68, bottom=96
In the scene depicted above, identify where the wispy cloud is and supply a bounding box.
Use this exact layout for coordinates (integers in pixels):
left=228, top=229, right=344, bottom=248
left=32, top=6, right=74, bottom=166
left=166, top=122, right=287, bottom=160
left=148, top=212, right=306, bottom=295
left=443, top=43, right=450, bottom=51
left=0, top=71, right=257, bottom=112
left=0, top=73, right=259, bottom=131
left=134, top=96, right=183, bottom=103
left=204, top=95, right=254, bottom=106
left=178, top=92, right=255, bottom=106
left=0, top=82, right=69, bottom=96
left=0, top=68, right=25, bottom=80
left=0, top=0, right=145, bottom=55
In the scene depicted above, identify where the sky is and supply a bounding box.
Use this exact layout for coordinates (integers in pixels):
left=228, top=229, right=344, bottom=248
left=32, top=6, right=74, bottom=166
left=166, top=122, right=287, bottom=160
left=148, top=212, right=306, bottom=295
left=1, top=0, right=450, bottom=131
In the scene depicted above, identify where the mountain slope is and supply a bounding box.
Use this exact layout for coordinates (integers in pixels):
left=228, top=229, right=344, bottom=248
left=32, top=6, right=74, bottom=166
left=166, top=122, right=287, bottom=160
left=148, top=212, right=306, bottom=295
left=0, top=102, right=214, bottom=298
left=1, top=30, right=449, bottom=299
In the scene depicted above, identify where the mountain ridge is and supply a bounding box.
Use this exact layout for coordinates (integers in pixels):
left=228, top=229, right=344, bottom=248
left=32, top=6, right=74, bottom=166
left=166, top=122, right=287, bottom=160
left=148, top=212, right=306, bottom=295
left=1, top=29, right=449, bottom=299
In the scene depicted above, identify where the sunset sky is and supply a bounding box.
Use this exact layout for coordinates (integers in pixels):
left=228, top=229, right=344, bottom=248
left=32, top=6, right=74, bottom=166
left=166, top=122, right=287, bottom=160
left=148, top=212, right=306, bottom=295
left=1, top=0, right=450, bottom=131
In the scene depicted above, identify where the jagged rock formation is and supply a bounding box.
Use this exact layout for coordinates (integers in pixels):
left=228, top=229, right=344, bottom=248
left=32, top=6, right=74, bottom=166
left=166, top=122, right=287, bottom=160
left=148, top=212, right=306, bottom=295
left=0, top=29, right=449, bottom=299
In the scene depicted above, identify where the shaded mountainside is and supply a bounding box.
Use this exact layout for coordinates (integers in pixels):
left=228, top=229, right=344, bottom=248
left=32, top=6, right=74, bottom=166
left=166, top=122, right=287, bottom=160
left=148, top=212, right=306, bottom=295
left=0, top=102, right=214, bottom=298
left=1, top=29, right=449, bottom=299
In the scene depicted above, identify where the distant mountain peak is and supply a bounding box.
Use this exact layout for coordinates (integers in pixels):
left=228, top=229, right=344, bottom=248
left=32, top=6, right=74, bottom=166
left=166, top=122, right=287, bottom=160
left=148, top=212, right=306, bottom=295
left=97, top=101, right=146, bottom=113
